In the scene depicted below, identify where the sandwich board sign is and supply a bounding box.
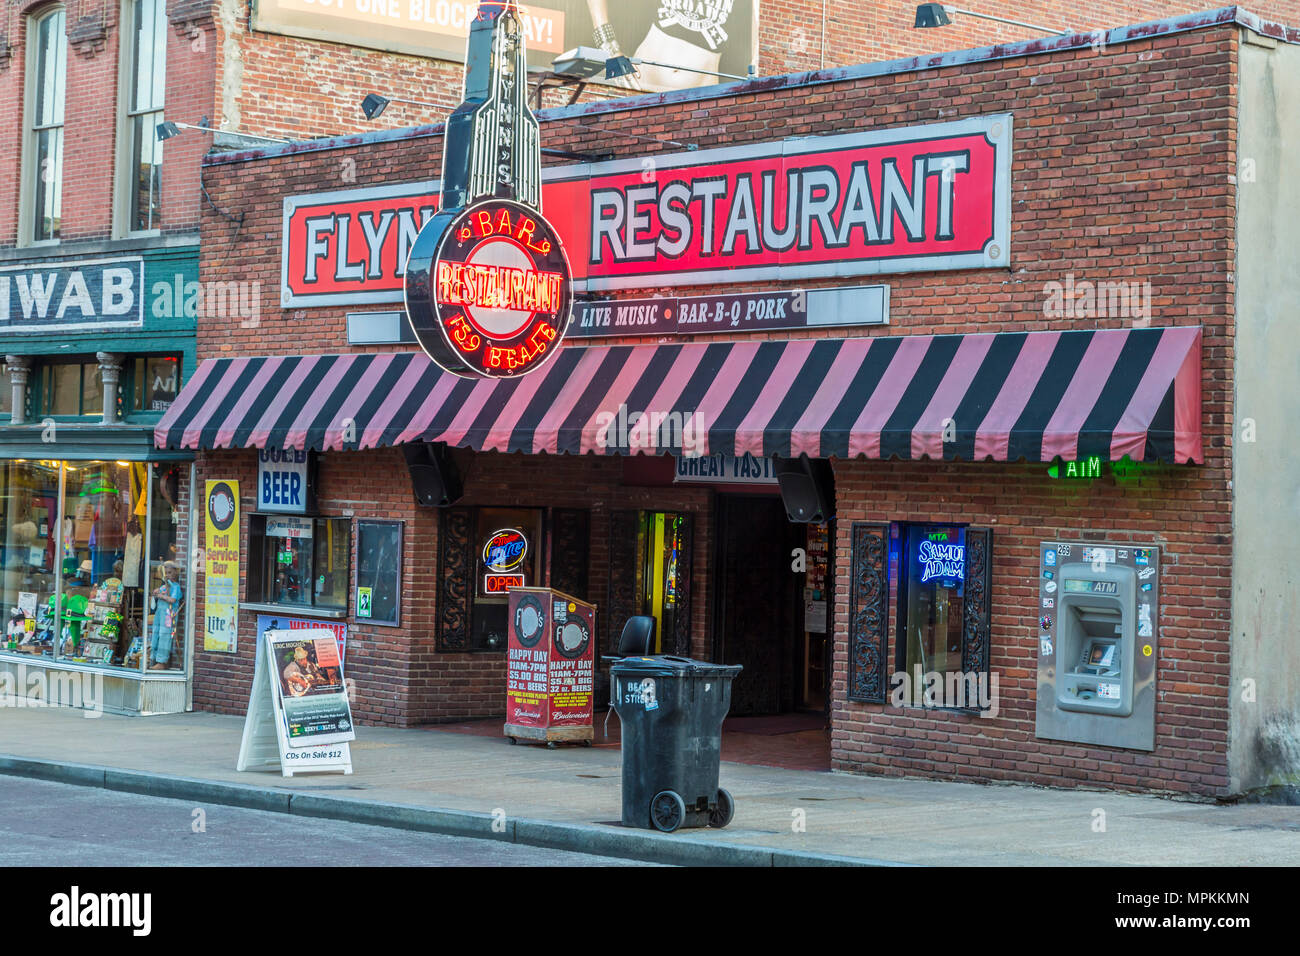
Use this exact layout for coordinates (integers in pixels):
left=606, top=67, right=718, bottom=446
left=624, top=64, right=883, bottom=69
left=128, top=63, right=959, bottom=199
left=237, top=628, right=355, bottom=776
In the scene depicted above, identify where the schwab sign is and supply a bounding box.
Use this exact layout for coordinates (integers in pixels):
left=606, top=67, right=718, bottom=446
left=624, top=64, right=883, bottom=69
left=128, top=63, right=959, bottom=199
left=0, top=256, right=144, bottom=331
left=281, top=113, right=1012, bottom=306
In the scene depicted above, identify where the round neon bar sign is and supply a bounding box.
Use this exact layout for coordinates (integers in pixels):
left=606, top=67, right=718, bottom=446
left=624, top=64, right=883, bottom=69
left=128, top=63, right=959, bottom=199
left=405, top=199, right=573, bottom=378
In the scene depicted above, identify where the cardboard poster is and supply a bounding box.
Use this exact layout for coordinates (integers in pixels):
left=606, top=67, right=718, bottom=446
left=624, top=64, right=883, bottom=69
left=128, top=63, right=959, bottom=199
left=203, top=481, right=240, bottom=652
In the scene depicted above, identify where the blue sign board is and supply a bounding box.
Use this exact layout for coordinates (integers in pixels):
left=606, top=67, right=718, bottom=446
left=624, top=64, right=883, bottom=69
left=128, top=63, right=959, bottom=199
left=0, top=257, right=145, bottom=331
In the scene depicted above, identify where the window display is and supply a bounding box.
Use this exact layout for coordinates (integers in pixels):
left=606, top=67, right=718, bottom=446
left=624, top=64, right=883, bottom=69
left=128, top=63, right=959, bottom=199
left=0, top=459, right=188, bottom=673
left=247, top=515, right=349, bottom=611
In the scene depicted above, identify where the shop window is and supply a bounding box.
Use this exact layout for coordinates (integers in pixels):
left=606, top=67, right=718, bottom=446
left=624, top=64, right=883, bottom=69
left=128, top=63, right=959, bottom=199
left=0, top=363, right=11, bottom=418
left=125, top=355, right=182, bottom=413
left=355, top=519, right=402, bottom=626
left=0, top=460, right=186, bottom=673
left=35, top=360, right=103, bottom=418
left=471, top=507, right=543, bottom=651
left=23, top=5, right=67, bottom=243
left=145, top=462, right=185, bottom=670
left=247, top=515, right=350, bottom=612
left=116, top=0, right=166, bottom=234
left=892, top=522, right=993, bottom=711
left=0, top=461, right=61, bottom=660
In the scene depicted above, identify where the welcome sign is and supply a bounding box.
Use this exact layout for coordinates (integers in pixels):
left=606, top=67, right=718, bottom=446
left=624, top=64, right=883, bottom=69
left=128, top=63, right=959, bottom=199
left=281, top=114, right=1012, bottom=305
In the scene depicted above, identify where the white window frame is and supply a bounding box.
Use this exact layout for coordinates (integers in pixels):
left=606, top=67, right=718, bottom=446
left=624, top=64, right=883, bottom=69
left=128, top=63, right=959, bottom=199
left=113, top=0, right=167, bottom=238
left=17, top=4, right=68, bottom=248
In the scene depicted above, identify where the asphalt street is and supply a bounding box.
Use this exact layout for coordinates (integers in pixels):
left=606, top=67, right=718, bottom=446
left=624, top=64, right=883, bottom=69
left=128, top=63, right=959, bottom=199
left=0, top=776, right=662, bottom=867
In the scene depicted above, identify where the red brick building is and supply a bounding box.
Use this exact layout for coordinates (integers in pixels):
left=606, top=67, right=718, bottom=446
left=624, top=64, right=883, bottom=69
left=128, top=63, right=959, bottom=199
left=0, top=0, right=209, bottom=712
left=157, top=5, right=1299, bottom=800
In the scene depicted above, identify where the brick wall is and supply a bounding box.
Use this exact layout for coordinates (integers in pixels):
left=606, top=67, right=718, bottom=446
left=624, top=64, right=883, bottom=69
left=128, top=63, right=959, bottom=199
left=191, top=23, right=1243, bottom=793
left=0, top=0, right=214, bottom=245
left=831, top=460, right=1233, bottom=796
left=209, top=1, right=1300, bottom=140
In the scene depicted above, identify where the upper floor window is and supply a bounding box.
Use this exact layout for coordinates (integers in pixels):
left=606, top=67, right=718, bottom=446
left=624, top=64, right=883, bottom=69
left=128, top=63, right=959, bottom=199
left=34, top=360, right=102, bottom=418
left=25, top=6, right=67, bottom=243
left=118, top=0, right=167, bottom=234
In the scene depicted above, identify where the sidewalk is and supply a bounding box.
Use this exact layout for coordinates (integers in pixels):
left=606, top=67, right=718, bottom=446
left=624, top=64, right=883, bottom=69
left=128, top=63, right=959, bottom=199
left=1, top=706, right=1297, bottom=866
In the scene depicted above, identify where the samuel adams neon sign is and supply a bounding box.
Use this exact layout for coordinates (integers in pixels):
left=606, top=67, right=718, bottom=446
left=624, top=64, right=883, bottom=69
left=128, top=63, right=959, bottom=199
left=918, top=540, right=965, bottom=584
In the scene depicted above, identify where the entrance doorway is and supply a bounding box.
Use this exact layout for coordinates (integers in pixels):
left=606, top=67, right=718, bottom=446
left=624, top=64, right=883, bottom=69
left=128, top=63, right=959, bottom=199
left=713, top=495, right=830, bottom=716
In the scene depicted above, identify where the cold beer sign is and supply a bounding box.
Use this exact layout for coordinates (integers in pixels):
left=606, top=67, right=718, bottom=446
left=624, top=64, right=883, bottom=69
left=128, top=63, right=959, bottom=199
left=257, top=448, right=315, bottom=514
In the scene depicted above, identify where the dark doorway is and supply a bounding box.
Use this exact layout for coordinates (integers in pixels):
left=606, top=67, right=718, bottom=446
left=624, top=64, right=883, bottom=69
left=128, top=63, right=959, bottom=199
left=713, top=495, right=804, bottom=716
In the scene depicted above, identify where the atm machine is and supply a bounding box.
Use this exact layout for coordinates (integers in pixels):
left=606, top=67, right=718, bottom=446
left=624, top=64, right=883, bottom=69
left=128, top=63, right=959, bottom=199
left=1036, top=543, right=1159, bottom=751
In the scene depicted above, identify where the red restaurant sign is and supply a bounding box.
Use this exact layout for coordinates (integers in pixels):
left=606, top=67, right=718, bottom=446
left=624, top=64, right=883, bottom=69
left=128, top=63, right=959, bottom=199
left=280, top=114, right=1011, bottom=307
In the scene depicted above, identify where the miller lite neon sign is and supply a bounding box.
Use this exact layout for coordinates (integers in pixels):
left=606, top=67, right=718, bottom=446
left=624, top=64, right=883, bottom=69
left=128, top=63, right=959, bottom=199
left=404, top=0, right=572, bottom=378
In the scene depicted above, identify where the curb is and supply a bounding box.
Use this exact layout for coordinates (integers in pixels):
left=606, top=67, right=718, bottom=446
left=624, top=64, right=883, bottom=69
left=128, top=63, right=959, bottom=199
left=0, top=754, right=907, bottom=867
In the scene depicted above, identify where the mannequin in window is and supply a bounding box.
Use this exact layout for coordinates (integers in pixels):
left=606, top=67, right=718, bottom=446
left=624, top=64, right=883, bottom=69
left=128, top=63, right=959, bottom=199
left=150, top=560, right=182, bottom=670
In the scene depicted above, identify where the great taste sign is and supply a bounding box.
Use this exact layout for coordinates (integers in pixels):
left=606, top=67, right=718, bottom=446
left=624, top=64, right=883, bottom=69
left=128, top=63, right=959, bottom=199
left=281, top=113, right=1012, bottom=306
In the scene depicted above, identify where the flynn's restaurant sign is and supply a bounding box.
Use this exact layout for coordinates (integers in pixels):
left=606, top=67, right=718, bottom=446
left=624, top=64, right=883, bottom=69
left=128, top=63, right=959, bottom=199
left=0, top=256, right=144, bottom=332
left=281, top=113, right=1012, bottom=307
left=403, top=1, right=573, bottom=378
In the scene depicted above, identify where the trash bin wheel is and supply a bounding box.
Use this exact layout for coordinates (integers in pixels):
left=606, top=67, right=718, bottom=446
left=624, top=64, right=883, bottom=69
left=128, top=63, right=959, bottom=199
left=708, top=788, right=735, bottom=829
left=650, top=790, right=686, bottom=833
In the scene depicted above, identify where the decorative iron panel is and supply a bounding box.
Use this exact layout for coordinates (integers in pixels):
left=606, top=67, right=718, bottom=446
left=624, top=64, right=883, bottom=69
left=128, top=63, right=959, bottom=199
left=549, top=508, right=590, bottom=602
left=847, top=522, right=890, bottom=703
left=961, top=526, right=993, bottom=680
left=605, top=509, right=640, bottom=656
left=436, top=507, right=474, bottom=652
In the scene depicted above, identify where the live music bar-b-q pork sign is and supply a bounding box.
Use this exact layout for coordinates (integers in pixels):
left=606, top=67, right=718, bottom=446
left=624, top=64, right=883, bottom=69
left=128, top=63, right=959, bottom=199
left=402, top=0, right=572, bottom=378
left=283, top=114, right=1011, bottom=303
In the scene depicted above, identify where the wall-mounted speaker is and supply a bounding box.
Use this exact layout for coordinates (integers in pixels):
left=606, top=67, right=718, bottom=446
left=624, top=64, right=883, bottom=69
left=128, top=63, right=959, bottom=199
left=773, top=456, right=835, bottom=523
left=403, top=442, right=463, bottom=507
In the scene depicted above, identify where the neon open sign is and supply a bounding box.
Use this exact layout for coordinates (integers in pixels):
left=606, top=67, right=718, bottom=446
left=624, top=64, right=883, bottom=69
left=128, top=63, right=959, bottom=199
left=918, top=540, right=965, bottom=583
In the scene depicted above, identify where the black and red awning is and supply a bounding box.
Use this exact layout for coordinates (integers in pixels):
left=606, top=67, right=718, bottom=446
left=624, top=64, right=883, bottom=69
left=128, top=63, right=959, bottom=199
left=155, top=325, right=1203, bottom=464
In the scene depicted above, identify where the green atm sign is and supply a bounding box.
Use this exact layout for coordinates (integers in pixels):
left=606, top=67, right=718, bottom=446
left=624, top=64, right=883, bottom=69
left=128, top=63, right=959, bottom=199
left=1047, top=455, right=1157, bottom=480
left=1048, top=455, right=1103, bottom=479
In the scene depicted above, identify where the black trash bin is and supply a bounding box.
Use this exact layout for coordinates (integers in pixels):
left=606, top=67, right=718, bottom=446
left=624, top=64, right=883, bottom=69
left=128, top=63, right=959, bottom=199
left=609, top=655, right=742, bottom=833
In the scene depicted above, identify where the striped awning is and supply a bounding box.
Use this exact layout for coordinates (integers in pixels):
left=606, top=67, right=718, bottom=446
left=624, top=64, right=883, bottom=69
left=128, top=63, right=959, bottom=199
left=155, top=326, right=1203, bottom=463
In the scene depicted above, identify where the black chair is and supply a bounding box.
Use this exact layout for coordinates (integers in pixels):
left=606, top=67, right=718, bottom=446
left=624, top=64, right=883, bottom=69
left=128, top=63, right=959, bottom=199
left=602, top=615, right=656, bottom=665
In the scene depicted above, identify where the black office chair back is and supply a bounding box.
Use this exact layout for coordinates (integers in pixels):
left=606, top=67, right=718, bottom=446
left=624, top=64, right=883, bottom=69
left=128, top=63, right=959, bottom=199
left=616, top=615, right=657, bottom=658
